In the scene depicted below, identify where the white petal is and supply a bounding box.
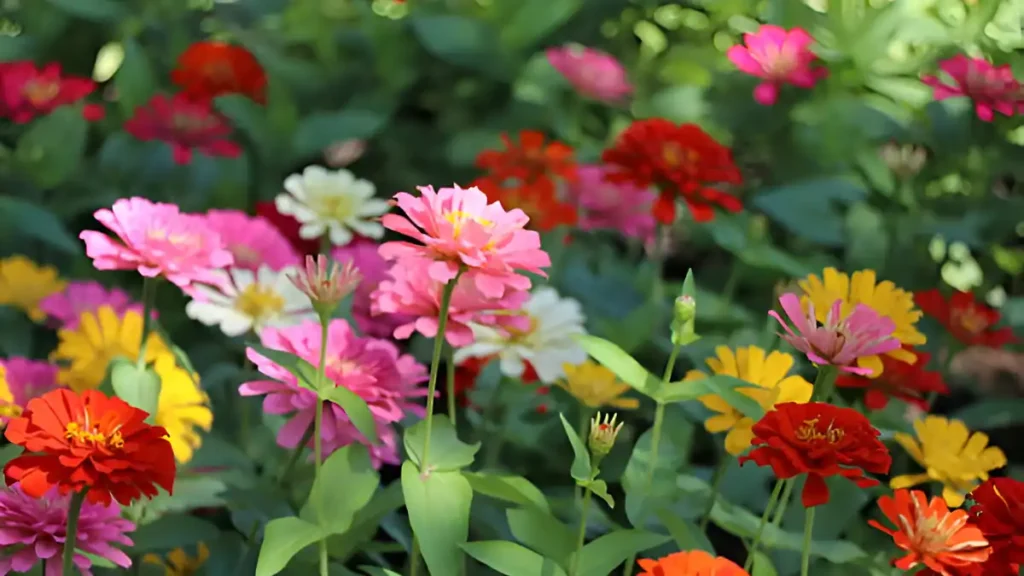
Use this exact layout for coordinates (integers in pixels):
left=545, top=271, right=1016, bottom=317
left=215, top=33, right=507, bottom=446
left=328, top=225, right=353, bottom=246
left=282, top=177, right=307, bottom=201
left=347, top=219, right=384, bottom=239
left=299, top=222, right=326, bottom=240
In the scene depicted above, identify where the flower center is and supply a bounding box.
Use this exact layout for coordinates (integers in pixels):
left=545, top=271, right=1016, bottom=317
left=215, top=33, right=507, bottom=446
left=64, top=420, right=124, bottom=450
left=951, top=306, right=990, bottom=336
left=661, top=143, right=697, bottom=168
left=22, top=80, right=60, bottom=106
left=444, top=210, right=494, bottom=238
left=170, top=111, right=218, bottom=135
left=757, top=43, right=797, bottom=78
left=234, top=283, right=285, bottom=322
left=201, top=60, right=237, bottom=84
left=504, top=315, right=539, bottom=343
left=794, top=417, right=845, bottom=444
left=147, top=228, right=203, bottom=249
left=315, top=193, right=356, bottom=223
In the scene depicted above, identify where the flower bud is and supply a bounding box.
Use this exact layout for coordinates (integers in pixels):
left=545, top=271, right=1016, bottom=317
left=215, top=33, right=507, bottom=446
left=588, top=412, right=623, bottom=459
left=879, top=141, right=927, bottom=179
left=290, top=254, right=362, bottom=321
left=670, top=294, right=698, bottom=346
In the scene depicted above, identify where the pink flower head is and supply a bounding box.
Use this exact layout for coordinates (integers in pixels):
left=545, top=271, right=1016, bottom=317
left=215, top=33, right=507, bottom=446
left=333, top=240, right=414, bottom=338
left=239, top=319, right=428, bottom=467
left=203, top=209, right=300, bottom=271
left=922, top=54, right=1020, bottom=122
left=38, top=280, right=143, bottom=329
left=0, top=358, right=59, bottom=427
left=0, top=61, right=102, bottom=123
left=379, top=184, right=550, bottom=299
left=566, top=164, right=656, bottom=241
left=124, top=93, right=242, bottom=164
left=79, top=197, right=235, bottom=294
left=726, top=25, right=827, bottom=106
left=545, top=44, right=633, bottom=103
left=769, top=293, right=901, bottom=375
left=0, top=483, right=134, bottom=576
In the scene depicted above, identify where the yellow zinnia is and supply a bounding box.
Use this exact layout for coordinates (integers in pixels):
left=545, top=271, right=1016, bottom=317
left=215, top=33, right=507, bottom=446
left=143, top=542, right=209, bottom=576
left=686, top=345, right=813, bottom=455
left=556, top=360, right=640, bottom=409
left=891, top=415, right=1007, bottom=507
left=799, top=267, right=925, bottom=376
left=152, top=353, right=213, bottom=464
left=51, top=306, right=167, bottom=392
left=0, top=255, right=66, bottom=322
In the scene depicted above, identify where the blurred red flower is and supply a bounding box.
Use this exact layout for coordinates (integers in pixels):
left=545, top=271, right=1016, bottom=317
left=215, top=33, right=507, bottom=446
left=171, top=41, right=267, bottom=104
left=0, top=61, right=103, bottom=123
left=472, top=179, right=577, bottom=232
left=601, top=118, right=742, bottom=224
left=969, top=477, right=1024, bottom=576
left=836, top=347, right=948, bottom=411
left=738, top=402, right=891, bottom=507
left=3, top=389, right=176, bottom=506
left=255, top=200, right=322, bottom=256
left=914, top=289, right=1017, bottom=348
left=124, top=93, right=241, bottom=164
left=476, top=130, right=577, bottom=195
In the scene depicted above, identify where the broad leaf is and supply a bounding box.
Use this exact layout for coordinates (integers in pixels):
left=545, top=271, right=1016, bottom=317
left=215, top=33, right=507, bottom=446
left=654, top=509, right=714, bottom=554
left=573, top=530, right=670, bottom=575
left=402, top=462, right=472, bottom=576
left=506, top=507, right=575, bottom=566
left=300, top=445, right=379, bottom=535
left=109, top=358, right=161, bottom=421
left=0, top=197, right=79, bottom=254
left=463, top=472, right=550, bottom=512
left=403, top=416, right=480, bottom=471
left=461, top=541, right=568, bottom=576
left=657, top=375, right=765, bottom=420
left=14, top=106, right=88, bottom=188
left=255, top=516, right=325, bottom=576
left=246, top=343, right=319, bottom=392
left=575, top=335, right=662, bottom=397
left=558, top=413, right=592, bottom=482
left=321, top=385, right=380, bottom=445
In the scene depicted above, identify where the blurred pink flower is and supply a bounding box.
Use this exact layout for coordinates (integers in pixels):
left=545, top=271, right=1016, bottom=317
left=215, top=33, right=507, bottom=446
left=0, top=61, right=102, bottom=123
left=769, top=293, right=901, bottom=375
left=379, top=184, right=550, bottom=299
left=0, top=483, right=135, bottom=575
left=726, top=25, right=827, bottom=106
left=0, top=358, right=59, bottom=427
left=239, top=319, right=427, bottom=466
left=39, top=280, right=142, bottom=329
left=545, top=45, right=633, bottom=103
left=124, top=93, right=242, bottom=164
left=204, top=209, right=300, bottom=271
left=332, top=240, right=414, bottom=338
left=79, top=197, right=234, bottom=294
left=922, top=54, right=1020, bottom=122
left=567, top=164, right=655, bottom=241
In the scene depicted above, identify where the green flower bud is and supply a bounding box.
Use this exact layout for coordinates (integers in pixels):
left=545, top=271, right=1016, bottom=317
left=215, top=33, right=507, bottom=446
left=670, top=294, right=698, bottom=346
left=588, top=412, right=623, bottom=459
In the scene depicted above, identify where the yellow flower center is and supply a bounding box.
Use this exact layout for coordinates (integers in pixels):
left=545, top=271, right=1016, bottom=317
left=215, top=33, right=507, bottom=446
left=661, top=143, right=697, bottom=168
left=315, top=194, right=356, bottom=223
left=234, top=284, right=285, bottom=322
left=64, top=421, right=124, bottom=450
left=444, top=210, right=494, bottom=238
left=0, top=403, right=22, bottom=420
left=795, top=417, right=845, bottom=444
left=951, top=306, right=990, bottom=335
left=23, top=80, right=60, bottom=106
left=147, top=228, right=202, bottom=248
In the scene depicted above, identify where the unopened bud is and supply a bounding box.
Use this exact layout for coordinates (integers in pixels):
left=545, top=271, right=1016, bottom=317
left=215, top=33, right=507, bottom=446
left=588, top=412, right=623, bottom=459
left=290, top=254, right=362, bottom=321
left=879, top=141, right=927, bottom=179
left=670, top=294, right=698, bottom=346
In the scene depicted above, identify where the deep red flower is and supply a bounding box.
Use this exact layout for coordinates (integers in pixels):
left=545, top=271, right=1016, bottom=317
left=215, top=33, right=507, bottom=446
left=171, top=41, right=267, bottom=104
left=255, top=201, right=321, bottom=256
left=476, top=130, right=577, bottom=195
left=452, top=356, right=491, bottom=408
left=601, top=118, right=743, bottom=224
left=836, top=347, right=948, bottom=411
left=914, top=289, right=1017, bottom=348
left=472, top=178, right=577, bottom=232
left=0, top=61, right=101, bottom=123
left=968, top=477, right=1024, bottom=576
left=738, top=402, right=891, bottom=507
left=3, top=389, right=176, bottom=506
left=124, top=93, right=241, bottom=164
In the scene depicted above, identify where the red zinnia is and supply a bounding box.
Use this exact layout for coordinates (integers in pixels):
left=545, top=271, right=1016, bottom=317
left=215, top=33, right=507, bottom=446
left=124, top=93, right=242, bottom=164
left=3, top=389, right=176, bottom=506
left=601, top=118, right=743, bottom=224
left=738, top=402, right=891, bottom=507
left=476, top=130, right=577, bottom=195
left=255, top=200, right=321, bottom=256
left=836, top=347, right=948, bottom=411
left=171, top=41, right=267, bottom=104
left=472, top=179, right=577, bottom=232
left=914, top=289, right=1017, bottom=348
left=0, top=61, right=102, bottom=123
left=969, top=477, right=1024, bottom=576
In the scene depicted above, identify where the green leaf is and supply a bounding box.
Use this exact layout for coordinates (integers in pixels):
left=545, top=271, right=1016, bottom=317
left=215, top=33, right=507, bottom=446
left=0, top=197, right=80, bottom=254
left=500, top=0, right=581, bottom=49
left=15, top=106, right=88, bottom=189
left=141, top=475, right=227, bottom=518
left=703, top=215, right=818, bottom=277
left=657, top=375, right=765, bottom=420
left=587, top=479, right=615, bottom=508
left=557, top=413, right=592, bottom=482
left=291, top=109, right=389, bottom=160
left=461, top=541, right=568, bottom=576
left=575, top=335, right=662, bottom=397
left=0, top=444, right=23, bottom=469
left=255, top=516, right=325, bottom=576
left=402, top=462, right=473, bottom=576
left=403, top=415, right=480, bottom=471
left=864, top=76, right=933, bottom=108
left=951, top=399, right=1024, bottom=429
left=360, top=568, right=402, bottom=576
left=109, top=358, right=161, bottom=421
left=622, top=409, right=695, bottom=525
left=131, top=514, right=221, bottom=551
left=463, top=472, right=550, bottom=512
left=845, top=202, right=889, bottom=271
left=114, top=38, right=155, bottom=116
left=44, top=0, right=124, bottom=21
left=752, top=177, right=868, bottom=247
left=321, top=385, right=380, bottom=445
left=300, top=445, right=379, bottom=535
left=247, top=343, right=319, bottom=392
left=506, top=507, right=575, bottom=566
left=410, top=16, right=509, bottom=78
left=574, top=530, right=670, bottom=575
left=655, top=509, right=714, bottom=554
left=0, top=308, right=34, bottom=356
left=751, top=552, right=779, bottom=576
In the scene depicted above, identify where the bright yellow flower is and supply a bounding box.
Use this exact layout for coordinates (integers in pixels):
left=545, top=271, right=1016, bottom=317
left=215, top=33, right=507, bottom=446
left=799, top=267, right=925, bottom=376
left=686, top=345, right=813, bottom=455
left=152, top=353, right=213, bottom=464
left=557, top=360, right=640, bottom=409
left=0, top=255, right=65, bottom=322
left=891, top=415, right=1007, bottom=507
left=51, top=306, right=167, bottom=392
left=143, top=542, right=209, bottom=576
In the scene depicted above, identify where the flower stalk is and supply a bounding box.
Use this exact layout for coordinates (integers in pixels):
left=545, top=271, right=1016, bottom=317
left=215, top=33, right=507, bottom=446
left=61, top=489, right=88, bottom=575
left=445, top=347, right=457, bottom=426
left=313, top=319, right=330, bottom=576
left=699, top=455, right=730, bottom=532
left=569, top=484, right=593, bottom=576
left=800, top=507, right=816, bottom=576
left=810, top=364, right=838, bottom=403
left=744, top=478, right=785, bottom=571
left=136, top=277, right=158, bottom=366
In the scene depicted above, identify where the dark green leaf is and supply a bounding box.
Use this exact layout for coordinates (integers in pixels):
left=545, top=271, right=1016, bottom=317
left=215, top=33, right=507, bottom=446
left=44, top=0, right=124, bottom=21
left=951, top=399, right=1024, bottom=430
left=506, top=507, right=575, bottom=566
left=752, top=178, right=868, bottom=247
left=574, top=530, right=670, bottom=575
left=114, top=38, right=155, bottom=116
left=557, top=413, right=592, bottom=482
left=255, top=516, right=325, bottom=576
left=463, top=472, right=550, bottom=512
left=0, top=197, right=79, bottom=254
left=403, top=415, right=480, bottom=471
left=655, top=509, right=714, bottom=554
left=402, top=463, right=472, bottom=576
left=575, top=335, right=662, bottom=397
left=410, top=16, right=509, bottom=78
left=109, top=358, right=161, bottom=421
left=132, top=515, right=221, bottom=552
left=500, top=0, right=581, bottom=49
left=657, top=375, right=765, bottom=420
left=461, top=541, right=568, bottom=576
left=15, top=106, right=88, bottom=189
left=292, top=109, right=389, bottom=159
left=321, top=385, right=380, bottom=445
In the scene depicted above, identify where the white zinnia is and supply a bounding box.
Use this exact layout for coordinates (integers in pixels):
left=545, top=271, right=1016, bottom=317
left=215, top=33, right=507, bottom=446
left=454, top=286, right=587, bottom=383
left=185, top=266, right=317, bottom=336
left=276, top=165, right=389, bottom=247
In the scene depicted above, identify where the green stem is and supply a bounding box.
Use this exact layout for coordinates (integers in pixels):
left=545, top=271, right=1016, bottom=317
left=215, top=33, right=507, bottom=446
left=649, top=224, right=665, bottom=303
left=800, top=507, right=816, bottom=576
left=575, top=408, right=593, bottom=503
left=699, top=455, right=730, bottom=532
left=278, top=424, right=315, bottom=486
left=718, top=264, right=743, bottom=314
left=446, top=346, right=457, bottom=426
left=136, top=277, right=157, bottom=366
left=239, top=352, right=253, bottom=447
left=771, top=479, right=794, bottom=526
left=313, top=320, right=329, bottom=576
left=810, top=365, right=838, bottom=403
left=62, top=490, right=87, bottom=575
left=418, top=272, right=461, bottom=473
left=482, top=380, right=507, bottom=469
left=569, top=486, right=593, bottom=576
left=743, top=479, right=785, bottom=571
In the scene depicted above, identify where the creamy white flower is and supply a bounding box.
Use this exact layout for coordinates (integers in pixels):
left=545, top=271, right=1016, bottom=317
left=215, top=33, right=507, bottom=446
left=185, top=266, right=317, bottom=336
left=276, top=165, right=388, bottom=247
left=454, top=286, right=587, bottom=383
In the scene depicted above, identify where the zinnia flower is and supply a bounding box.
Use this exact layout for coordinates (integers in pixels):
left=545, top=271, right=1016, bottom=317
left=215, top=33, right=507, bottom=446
left=969, top=477, right=1024, bottom=576
left=451, top=356, right=490, bottom=408
left=143, top=542, right=210, bottom=576
left=0, top=255, right=66, bottom=322
left=914, top=289, right=1017, bottom=348
left=124, top=93, right=242, bottom=164
left=0, top=61, right=101, bottom=123
left=0, top=358, right=59, bottom=426
left=555, top=360, right=639, bottom=409
left=79, top=197, right=235, bottom=293
left=870, top=489, right=990, bottom=575
left=601, top=118, right=743, bottom=224
left=256, top=200, right=320, bottom=257
left=726, top=25, right=827, bottom=106
left=170, top=41, right=266, bottom=104
left=152, top=354, right=213, bottom=464
left=638, top=550, right=750, bottom=576
left=475, top=130, right=578, bottom=196
left=288, top=254, right=361, bottom=317
left=738, top=402, right=891, bottom=507
left=4, top=388, right=177, bottom=506
left=565, top=164, right=656, bottom=242
left=685, top=345, right=813, bottom=455
left=891, top=416, right=1007, bottom=507
left=922, top=55, right=1020, bottom=122
left=470, top=178, right=578, bottom=232
left=332, top=240, right=413, bottom=338
left=0, top=483, right=135, bottom=575
left=545, top=44, right=633, bottom=103
left=185, top=265, right=316, bottom=337
left=38, top=280, right=143, bottom=329
left=276, top=165, right=388, bottom=247
left=202, top=209, right=300, bottom=271
left=836, top=347, right=948, bottom=411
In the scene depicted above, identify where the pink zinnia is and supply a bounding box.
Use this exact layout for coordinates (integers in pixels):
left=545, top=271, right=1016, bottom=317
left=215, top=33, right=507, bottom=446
left=922, top=54, right=1020, bottom=122
left=0, top=483, right=135, bottom=575
left=79, top=197, right=235, bottom=294
left=124, top=93, right=242, bottom=164
left=0, top=358, right=59, bottom=427
left=332, top=240, right=413, bottom=338
left=566, top=164, right=656, bottom=241
left=726, top=25, right=827, bottom=106
left=204, top=209, right=300, bottom=271
left=0, top=61, right=102, bottom=123
left=379, top=184, right=550, bottom=299
left=239, top=319, right=428, bottom=467
left=38, top=280, right=143, bottom=329
left=769, top=293, right=901, bottom=376
left=545, top=45, right=633, bottom=103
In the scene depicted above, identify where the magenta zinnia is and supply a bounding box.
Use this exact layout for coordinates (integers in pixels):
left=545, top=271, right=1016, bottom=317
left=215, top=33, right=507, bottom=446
left=203, top=209, right=301, bottom=271
left=0, top=358, right=59, bottom=427
left=333, top=240, right=415, bottom=339
left=38, top=280, right=143, bottom=329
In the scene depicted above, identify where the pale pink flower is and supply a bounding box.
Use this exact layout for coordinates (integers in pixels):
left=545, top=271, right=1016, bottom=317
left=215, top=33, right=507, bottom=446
left=38, top=280, right=142, bottom=329
left=124, top=93, right=241, bottom=164
left=378, top=184, right=550, bottom=299
left=922, top=54, right=1020, bottom=122
left=0, top=358, right=59, bottom=427
left=726, top=25, right=827, bottom=106
left=239, top=319, right=428, bottom=466
left=79, top=197, right=234, bottom=294
left=769, top=293, right=901, bottom=375
left=545, top=44, right=633, bottom=103
left=566, top=164, right=656, bottom=241
left=332, top=240, right=414, bottom=338
left=203, top=209, right=300, bottom=271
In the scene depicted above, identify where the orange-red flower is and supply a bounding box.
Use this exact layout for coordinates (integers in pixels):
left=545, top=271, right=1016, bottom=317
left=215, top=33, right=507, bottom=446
left=914, top=289, right=1017, bottom=348
left=472, top=179, right=577, bottom=231
left=601, top=118, right=743, bottom=224
left=171, top=41, right=267, bottom=104
left=476, top=130, right=577, bottom=194
left=738, top=402, right=891, bottom=507
left=969, top=478, right=1024, bottom=576
left=3, top=389, right=176, bottom=506
left=638, top=550, right=749, bottom=575
left=836, top=347, right=948, bottom=411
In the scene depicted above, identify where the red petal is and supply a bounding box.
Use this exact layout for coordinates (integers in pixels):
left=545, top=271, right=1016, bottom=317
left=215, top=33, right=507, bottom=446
left=801, top=473, right=831, bottom=507
left=652, top=191, right=677, bottom=224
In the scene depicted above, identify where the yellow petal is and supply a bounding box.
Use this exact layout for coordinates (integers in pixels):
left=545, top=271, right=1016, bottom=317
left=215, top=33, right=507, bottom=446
left=698, top=394, right=732, bottom=413
left=893, top=432, right=925, bottom=464
left=856, top=354, right=884, bottom=379
left=890, top=473, right=929, bottom=490
left=704, top=413, right=738, bottom=433
left=773, top=376, right=813, bottom=405
left=886, top=347, right=918, bottom=364
left=942, top=486, right=966, bottom=508
left=760, top=350, right=794, bottom=387
left=724, top=423, right=755, bottom=455
left=610, top=397, right=641, bottom=410
left=713, top=346, right=738, bottom=377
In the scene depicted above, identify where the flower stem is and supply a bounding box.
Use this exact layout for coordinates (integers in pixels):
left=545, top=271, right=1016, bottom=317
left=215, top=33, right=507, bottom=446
left=445, top=346, right=457, bottom=426
left=62, top=490, right=87, bottom=575
left=800, top=507, right=816, bottom=576
left=278, top=424, right=315, bottom=486
left=649, top=224, right=665, bottom=303
left=699, top=455, right=730, bottom=532
left=136, top=277, right=157, bottom=366
left=810, top=365, right=838, bottom=403
left=743, top=478, right=785, bottom=571
left=771, top=478, right=794, bottom=526
left=419, top=272, right=461, bottom=473
left=575, top=408, right=593, bottom=503
left=569, top=485, right=593, bottom=576
left=313, top=320, right=330, bottom=576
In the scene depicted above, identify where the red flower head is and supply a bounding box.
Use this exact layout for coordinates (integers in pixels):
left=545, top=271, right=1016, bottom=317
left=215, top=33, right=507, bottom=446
left=738, top=402, right=891, bottom=507
left=476, top=130, right=578, bottom=195
left=0, top=61, right=102, bottom=123
left=836, top=347, right=948, bottom=411
left=171, top=41, right=267, bottom=104
left=914, top=289, right=1017, bottom=348
left=969, top=477, right=1024, bottom=576
left=453, top=356, right=490, bottom=408
left=601, top=118, right=743, bottom=224
left=124, top=93, right=242, bottom=165
left=471, top=179, right=577, bottom=232
left=3, top=389, right=176, bottom=506
left=255, top=200, right=321, bottom=256
left=638, top=550, right=750, bottom=575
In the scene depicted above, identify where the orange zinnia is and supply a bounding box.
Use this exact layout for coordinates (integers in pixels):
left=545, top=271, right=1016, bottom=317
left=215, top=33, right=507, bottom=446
left=472, top=179, right=577, bottom=231
left=475, top=130, right=577, bottom=194
left=638, top=550, right=749, bottom=575
left=171, top=41, right=267, bottom=104
left=3, top=389, right=176, bottom=506
left=869, top=489, right=990, bottom=576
